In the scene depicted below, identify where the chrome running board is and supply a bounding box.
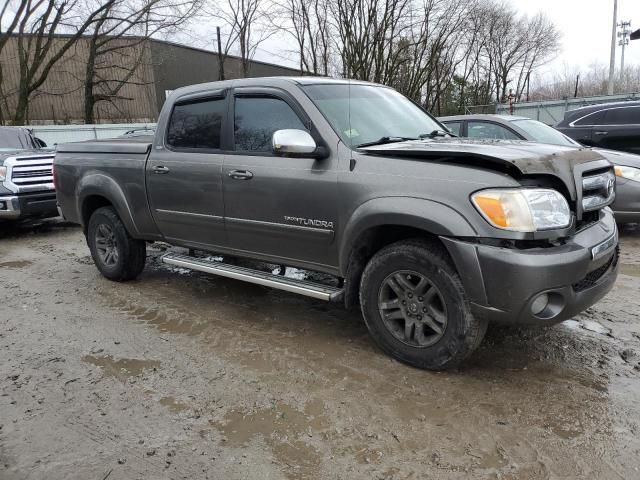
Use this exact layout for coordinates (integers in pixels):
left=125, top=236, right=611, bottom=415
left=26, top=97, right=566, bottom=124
left=162, top=253, right=343, bottom=302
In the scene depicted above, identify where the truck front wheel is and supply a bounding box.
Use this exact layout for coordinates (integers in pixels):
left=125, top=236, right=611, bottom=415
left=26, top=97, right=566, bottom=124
left=359, top=239, right=487, bottom=370
left=87, top=206, right=146, bottom=281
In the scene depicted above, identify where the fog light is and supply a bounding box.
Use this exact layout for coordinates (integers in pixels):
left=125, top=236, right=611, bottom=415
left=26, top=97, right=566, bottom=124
left=531, top=293, right=549, bottom=315
left=0, top=201, right=6, bottom=210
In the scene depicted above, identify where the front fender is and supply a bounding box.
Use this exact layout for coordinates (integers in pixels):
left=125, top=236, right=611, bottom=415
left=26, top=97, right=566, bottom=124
left=339, top=196, right=478, bottom=273
left=76, top=172, right=141, bottom=237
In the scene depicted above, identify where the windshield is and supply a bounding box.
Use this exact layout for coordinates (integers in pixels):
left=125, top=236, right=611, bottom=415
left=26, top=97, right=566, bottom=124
left=0, top=128, right=35, bottom=150
left=512, top=119, right=578, bottom=147
left=302, top=84, right=445, bottom=147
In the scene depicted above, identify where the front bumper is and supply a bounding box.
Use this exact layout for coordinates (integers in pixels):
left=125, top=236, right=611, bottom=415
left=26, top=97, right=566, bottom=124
left=612, top=177, right=640, bottom=223
left=442, top=209, right=619, bottom=326
left=0, top=191, right=59, bottom=220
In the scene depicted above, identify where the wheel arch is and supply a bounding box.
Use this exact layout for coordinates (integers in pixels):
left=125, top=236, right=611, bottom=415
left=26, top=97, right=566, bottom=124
left=77, top=173, right=140, bottom=237
left=339, top=197, right=478, bottom=309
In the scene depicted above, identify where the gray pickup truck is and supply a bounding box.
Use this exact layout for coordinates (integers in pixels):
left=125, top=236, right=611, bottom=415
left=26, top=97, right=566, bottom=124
left=55, top=77, right=619, bottom=369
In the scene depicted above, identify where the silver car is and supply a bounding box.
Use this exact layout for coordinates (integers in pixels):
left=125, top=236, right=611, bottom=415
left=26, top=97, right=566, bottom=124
left=439, top=114, right=640, bottom=224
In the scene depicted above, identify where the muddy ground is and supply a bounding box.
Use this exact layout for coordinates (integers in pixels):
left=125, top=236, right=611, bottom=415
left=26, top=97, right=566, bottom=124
left=1, top=220, right=639, bottom=480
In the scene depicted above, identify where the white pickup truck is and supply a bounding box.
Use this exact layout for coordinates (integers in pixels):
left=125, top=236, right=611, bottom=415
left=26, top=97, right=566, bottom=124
left=0, top=126, right=57, bottom=222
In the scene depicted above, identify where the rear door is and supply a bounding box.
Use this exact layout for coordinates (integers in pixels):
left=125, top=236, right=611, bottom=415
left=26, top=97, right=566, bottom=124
left=146, top=91, right=228, bottom=248
left=222, top=87, right=338, bottom=268
left=595, top=106, right=640, bottom=154
left=566, top=110, right=605, bottom=146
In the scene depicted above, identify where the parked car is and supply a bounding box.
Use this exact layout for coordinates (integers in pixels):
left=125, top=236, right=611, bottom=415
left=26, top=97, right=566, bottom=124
left=0, top=126, right=57, bottom=222
left=439, top=114, right=640, bottom=224
left=554, top=100, right=640, bottom=155
left=55, top=77, right=619, bottom=370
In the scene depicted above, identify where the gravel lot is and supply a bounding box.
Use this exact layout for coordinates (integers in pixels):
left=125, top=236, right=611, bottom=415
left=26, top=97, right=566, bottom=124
left=1, top=219, right=639, bottom=479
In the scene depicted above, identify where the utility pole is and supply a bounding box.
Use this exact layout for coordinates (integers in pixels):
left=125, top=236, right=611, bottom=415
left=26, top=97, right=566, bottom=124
left=574, top=74, right=580, bottom=98
left=608, top=0, right=618, bottom=95
left=216, top=26, right=225, bottom=81
left=618, top=20, right=632, bottom=81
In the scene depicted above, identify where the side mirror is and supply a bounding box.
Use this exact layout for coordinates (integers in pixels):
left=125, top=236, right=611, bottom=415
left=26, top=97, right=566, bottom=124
left=273, top=129, right=323, bottom=157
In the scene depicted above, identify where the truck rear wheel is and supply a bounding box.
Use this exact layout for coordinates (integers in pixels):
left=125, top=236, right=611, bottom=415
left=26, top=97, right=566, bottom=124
left=87, top=206, right=146, bottom=281
left=359, top=239, right=487, bottom=370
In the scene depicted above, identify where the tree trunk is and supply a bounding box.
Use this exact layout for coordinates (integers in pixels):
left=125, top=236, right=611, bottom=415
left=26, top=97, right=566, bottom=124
left=13, top=84, right=29, bottom=125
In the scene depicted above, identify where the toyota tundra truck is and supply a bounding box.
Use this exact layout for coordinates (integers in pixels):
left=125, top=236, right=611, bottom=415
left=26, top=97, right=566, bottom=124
left=1, top=126, right=57, bottom=222
left=54, top=77, right=619, bottom=370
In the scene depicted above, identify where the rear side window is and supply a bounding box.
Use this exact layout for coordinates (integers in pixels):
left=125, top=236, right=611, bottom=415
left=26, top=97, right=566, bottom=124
left=574, top=110, right=604, bottom=126
left=234, top=96, right=306, bottom=152
left=467, top=121, right=519, bottom=140
left=167, top=98, right=225, bottom=149
left=444, top=122, right=461, bottom=136
left=603, top=106, right=640, bottom=125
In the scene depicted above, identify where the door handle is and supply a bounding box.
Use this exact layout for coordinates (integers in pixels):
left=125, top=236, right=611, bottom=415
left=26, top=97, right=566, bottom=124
left=153, top=165, right=170, bottom=174
left=228, top=169, right=253, bottom=180
left=594, top=131, right=609, bottom=136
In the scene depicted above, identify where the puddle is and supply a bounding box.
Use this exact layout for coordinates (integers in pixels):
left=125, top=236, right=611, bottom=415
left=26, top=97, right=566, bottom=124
left=0, top=260, right=33, bottom=269
left=82, top=354, right=160, bottom=382
left=620, top=264, right=640, bottom=277
left=159, top=396, right=189, bottom=413
left=211, top=401, right=326, bottom=479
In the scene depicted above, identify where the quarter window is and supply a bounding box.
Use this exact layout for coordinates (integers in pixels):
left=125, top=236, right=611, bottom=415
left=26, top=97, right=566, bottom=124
left=167, top=98, right=225, bottom=149
left=603, top=106, right=640, bottom=125
left=234, top=96, right=306, bottom=152
left=574, top=110, right=604, bottom=126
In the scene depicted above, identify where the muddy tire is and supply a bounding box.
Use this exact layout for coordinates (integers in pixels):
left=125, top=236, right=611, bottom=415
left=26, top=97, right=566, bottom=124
left=87, top=206, right=146, bottom=281
left=359, top=239, right=487, bottom=370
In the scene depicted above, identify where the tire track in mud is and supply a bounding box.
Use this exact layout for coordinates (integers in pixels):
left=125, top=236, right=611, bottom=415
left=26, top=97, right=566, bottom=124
left=91, top=263, right=626, bottom=479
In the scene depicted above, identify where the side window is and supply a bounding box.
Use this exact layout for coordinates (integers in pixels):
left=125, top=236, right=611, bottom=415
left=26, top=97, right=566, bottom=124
left=574, top=110, right=604, bottom=126
left=603, top=107, right=640, bottom=125
left=467, top=121, right=519, bottom=140
left=167, top=98, right=225, bottom=149
left=444, top=122, right=461, bottom=136
left=234, top=96, right=306, bottom=152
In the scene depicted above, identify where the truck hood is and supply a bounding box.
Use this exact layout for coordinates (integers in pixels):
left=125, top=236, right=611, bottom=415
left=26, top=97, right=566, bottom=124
left=360, top=138, right=610, bottom=200
left=0, top=148, right=53, bottom=166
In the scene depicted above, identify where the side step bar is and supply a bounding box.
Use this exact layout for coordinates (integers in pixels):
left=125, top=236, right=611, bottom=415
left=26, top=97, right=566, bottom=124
left=162, top=253, right=344, bottom=302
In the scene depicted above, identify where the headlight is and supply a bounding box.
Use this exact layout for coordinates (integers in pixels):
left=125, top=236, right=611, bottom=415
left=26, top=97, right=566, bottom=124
left=614, top=165, right=640, bottom=183
left=472, top=188, right=571, bottom=232
left=0, top=166, right=6, bottom=181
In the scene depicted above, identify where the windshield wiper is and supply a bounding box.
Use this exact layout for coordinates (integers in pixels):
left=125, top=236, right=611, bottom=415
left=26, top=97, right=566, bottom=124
left=420, top=130, right=455, bottom=139
left=355, top=136, right=417, bottom=148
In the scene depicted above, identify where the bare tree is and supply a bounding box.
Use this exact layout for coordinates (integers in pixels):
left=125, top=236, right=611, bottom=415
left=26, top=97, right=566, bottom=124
left=81, top=0, right=201, bottom=123
left=1, top=0, right=115, bottom=124
left=481, top=1, right=560, bottom=103
left=275, top=0, right=331, bottom=75
left=208, top=0, right=276, bottom=77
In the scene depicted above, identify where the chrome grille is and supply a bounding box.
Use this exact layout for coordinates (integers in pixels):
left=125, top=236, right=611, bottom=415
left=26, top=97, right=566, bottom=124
left=2, top=154, right=55, bottom=193
left=581, top=169, right=615, bottom=212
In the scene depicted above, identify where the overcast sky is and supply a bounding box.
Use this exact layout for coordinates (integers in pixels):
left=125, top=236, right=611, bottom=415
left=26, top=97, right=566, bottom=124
left=513, top=0, right=640, bottom=74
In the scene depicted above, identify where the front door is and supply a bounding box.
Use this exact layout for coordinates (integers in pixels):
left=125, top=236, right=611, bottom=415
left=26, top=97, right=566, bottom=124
left=146, top=91, right=228, bottom=248
left=222, top=88, right=338, bottom=269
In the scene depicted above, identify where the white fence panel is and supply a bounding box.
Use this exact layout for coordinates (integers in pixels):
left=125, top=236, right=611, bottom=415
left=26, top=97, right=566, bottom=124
left=496, top=92, right=640, bottom=125
left=22, top=123, right=157, bottom=146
